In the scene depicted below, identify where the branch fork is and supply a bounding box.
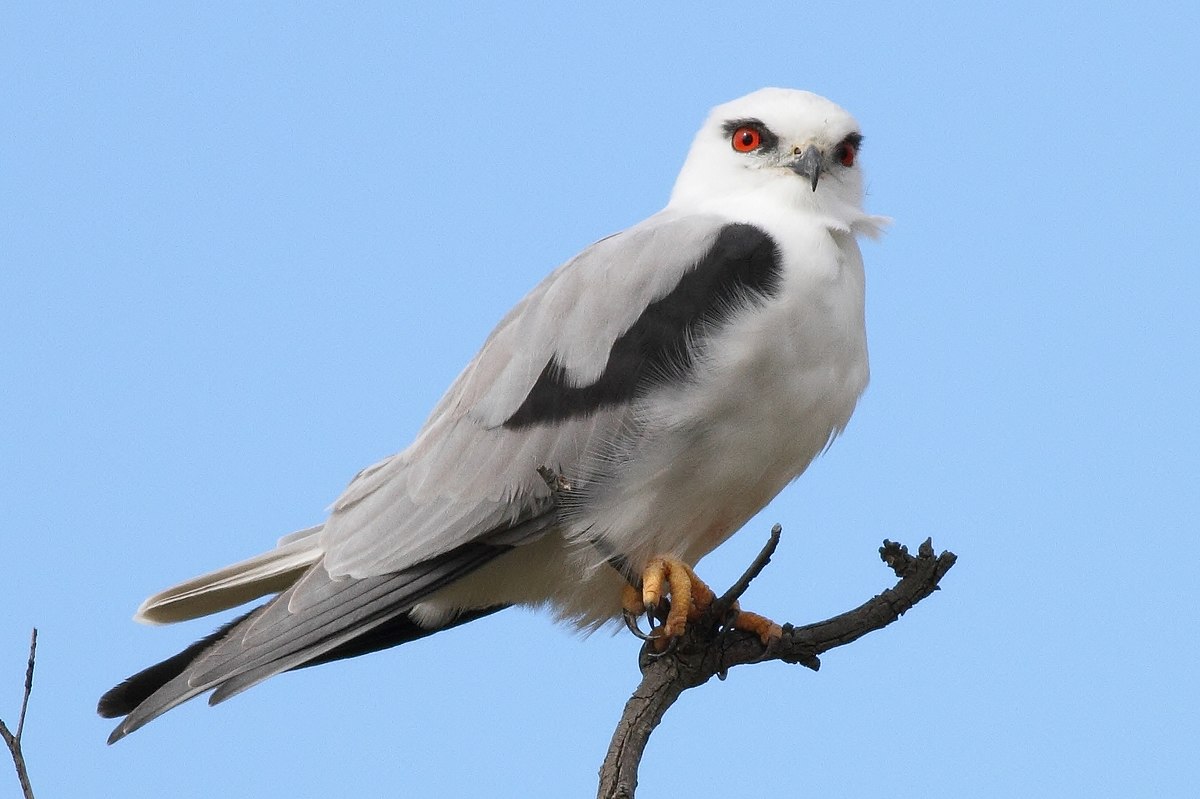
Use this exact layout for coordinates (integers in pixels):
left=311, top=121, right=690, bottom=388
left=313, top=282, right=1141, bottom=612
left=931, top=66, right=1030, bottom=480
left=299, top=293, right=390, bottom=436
left=598, top=529, right=956, bottom=799
left=1, top=628, right=38, bottom=799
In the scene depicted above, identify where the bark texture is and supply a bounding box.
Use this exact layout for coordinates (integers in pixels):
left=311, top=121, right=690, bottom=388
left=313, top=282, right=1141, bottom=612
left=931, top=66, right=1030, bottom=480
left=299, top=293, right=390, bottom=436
left=597, top=531, right=956, bottom=799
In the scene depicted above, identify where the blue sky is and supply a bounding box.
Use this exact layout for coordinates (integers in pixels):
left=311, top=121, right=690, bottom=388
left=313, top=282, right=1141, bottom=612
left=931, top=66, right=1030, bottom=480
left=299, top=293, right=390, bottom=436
left=2, top=2, right=1197, bottom=797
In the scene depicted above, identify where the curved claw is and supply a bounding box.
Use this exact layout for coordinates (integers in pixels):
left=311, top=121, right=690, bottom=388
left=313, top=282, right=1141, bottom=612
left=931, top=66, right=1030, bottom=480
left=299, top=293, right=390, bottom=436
left=622, top=609, right=655, bottom=641
left=645, top=634, right=679, bottom=659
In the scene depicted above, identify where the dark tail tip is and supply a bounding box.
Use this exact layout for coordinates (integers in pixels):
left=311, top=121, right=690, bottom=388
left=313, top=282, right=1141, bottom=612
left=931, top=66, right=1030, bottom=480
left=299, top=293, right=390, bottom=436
left=97, top=610, right=254, bottom=722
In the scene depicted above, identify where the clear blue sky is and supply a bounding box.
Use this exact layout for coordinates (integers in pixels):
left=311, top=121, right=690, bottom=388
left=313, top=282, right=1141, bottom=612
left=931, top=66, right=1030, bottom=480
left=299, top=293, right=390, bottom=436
left=3, top=3, right=1197, bottom=797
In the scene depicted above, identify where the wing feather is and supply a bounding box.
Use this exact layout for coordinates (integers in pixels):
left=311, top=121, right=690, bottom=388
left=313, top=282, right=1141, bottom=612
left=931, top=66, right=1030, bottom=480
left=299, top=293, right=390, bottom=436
left=318, top=212, right=726, bottom=579
left=104, top=212, right=783, bottom=740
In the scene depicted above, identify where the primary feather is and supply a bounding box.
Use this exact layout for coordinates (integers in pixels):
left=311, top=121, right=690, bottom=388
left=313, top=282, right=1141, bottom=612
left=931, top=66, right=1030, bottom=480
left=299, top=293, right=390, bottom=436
left=99, top=87, right=887, bottom=742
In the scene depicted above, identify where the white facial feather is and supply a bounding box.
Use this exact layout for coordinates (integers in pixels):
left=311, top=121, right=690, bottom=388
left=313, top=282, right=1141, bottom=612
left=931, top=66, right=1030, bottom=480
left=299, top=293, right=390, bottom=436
left=668, top=88, right=880, bottom=236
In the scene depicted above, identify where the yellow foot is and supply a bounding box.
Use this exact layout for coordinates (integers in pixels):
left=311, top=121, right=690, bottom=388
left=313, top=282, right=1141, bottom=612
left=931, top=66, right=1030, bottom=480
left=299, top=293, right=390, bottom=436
left=620, top=557, right=783, bottom=648
left=726, top=605, right=784, bottom=646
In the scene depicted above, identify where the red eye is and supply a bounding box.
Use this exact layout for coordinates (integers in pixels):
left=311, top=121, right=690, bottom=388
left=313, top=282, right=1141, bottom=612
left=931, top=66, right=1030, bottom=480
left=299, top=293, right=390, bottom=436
left=838, top=141, right=857, bottom=167
left=732, top=126, right=762, bottom=153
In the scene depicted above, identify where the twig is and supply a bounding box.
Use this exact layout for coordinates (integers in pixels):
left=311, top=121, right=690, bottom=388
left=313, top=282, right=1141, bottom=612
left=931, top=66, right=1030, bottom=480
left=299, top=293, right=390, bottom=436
left=714, top=523, right=781, bottom=612
left=1, top=628, right=38, bottom=799
left=596, top=532, right=956, bottom=799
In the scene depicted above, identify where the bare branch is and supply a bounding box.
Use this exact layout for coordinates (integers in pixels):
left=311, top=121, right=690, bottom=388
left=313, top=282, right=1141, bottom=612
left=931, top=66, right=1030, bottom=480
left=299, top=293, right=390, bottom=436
left=597, top=534, right=956, bottom=799
left=714, top=523, right=781, bottom=612
left=1, top=628, right=38, bottom=799
left=16, top=629, right=36, bottom=742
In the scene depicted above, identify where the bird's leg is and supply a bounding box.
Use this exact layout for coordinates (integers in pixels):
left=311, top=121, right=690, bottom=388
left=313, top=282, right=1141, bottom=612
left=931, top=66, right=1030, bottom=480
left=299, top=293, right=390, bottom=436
left=621, top=557, right=784, bottom=649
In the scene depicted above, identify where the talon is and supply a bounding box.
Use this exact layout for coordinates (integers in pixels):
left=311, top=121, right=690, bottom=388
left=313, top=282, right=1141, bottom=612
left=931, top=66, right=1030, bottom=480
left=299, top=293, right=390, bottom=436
left=623, top=609, right=653, bottom=641
left=622, top=583, right=659, bottom=641
left=624, top=551, right=782, bottom=652
left=623, top=554, right=782, bottom=650
left=627, top=556, right=719, bottom=642
left=646, top=631, right=678, bottom=657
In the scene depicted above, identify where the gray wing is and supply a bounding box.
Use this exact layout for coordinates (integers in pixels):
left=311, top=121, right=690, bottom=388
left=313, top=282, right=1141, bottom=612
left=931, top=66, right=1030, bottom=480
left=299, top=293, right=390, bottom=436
left=103, top=210, right=772, bottom=740
left=317, top=209, right=726, bottom=578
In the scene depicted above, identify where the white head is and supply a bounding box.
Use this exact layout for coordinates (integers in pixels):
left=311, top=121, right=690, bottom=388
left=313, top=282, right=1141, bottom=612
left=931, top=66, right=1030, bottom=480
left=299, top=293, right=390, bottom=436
left=669, top=88, right=871, bottom=227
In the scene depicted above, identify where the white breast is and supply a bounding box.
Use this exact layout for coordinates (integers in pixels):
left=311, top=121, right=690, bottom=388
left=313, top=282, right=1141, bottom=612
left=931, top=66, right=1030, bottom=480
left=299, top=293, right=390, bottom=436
left=568, top=211, right=869, bottom=570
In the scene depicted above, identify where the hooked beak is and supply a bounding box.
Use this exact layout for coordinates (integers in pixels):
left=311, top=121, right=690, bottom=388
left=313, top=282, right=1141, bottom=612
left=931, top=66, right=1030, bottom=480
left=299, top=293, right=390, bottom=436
left=789, top=145, right=823, bottom=191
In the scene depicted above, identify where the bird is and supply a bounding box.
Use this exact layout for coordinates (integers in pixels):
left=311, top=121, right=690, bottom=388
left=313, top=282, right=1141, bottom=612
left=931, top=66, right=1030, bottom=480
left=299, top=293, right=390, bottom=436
left=98, top=87, right=888, bottom=743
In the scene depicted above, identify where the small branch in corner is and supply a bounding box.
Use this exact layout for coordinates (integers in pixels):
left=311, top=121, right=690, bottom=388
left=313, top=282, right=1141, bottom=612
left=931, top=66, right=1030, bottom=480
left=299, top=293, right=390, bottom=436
left=1, top=627, right=38, bottom=799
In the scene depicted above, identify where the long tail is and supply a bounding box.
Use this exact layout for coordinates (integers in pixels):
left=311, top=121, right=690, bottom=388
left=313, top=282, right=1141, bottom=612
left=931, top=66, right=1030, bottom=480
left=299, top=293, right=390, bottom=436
left=96, top=513, right=553, bottom=743
left=97, top=603, right=507, bottom=724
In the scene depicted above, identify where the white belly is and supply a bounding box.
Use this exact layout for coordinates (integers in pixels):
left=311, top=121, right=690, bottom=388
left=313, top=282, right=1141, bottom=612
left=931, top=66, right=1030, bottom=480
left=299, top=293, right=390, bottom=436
left=578, top=226, right=867, bottom=564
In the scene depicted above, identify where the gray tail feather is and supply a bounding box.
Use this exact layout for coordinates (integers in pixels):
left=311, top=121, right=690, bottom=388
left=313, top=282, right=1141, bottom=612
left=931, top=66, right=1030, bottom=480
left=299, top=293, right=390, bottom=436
left=99, top=510, right=555, bottom=743
left=97, top=610, right=256, bottom=720
left=98, top=538, right=521, bottom=743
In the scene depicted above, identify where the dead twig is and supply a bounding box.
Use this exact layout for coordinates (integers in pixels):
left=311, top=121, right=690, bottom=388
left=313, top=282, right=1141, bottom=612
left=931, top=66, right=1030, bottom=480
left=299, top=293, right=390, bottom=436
left=1, top=628, right=38, bottom=799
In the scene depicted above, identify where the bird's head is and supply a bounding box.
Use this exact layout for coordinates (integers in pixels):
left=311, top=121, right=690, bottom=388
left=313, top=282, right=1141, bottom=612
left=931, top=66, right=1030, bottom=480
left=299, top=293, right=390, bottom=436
left=669, top=88, right=871, bottom=226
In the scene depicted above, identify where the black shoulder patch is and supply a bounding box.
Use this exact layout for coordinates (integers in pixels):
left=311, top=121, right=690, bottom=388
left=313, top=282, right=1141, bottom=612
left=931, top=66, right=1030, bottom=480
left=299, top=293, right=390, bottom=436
left=503, top=223, right=782, bottom=429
